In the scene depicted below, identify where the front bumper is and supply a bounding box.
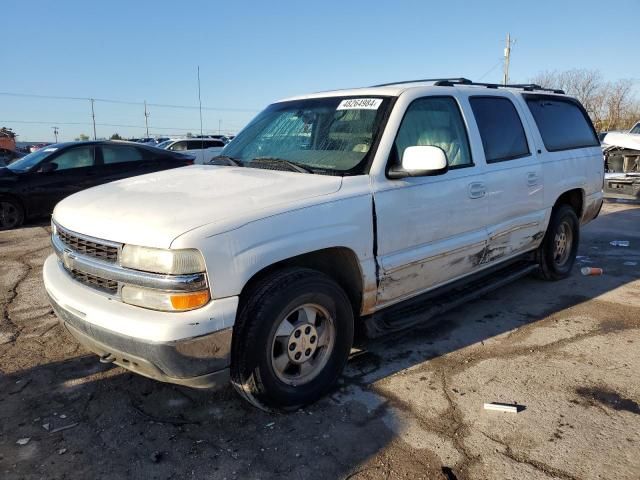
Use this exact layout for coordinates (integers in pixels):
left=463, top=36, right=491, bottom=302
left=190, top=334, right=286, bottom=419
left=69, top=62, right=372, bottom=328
left=604, top=174, right=640, bottom=200
left=44, top=254, right=238, bottom=388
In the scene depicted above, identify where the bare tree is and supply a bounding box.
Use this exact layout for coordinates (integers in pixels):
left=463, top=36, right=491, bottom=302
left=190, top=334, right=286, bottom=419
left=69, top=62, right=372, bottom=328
left=529, top=69, right=639, bottom=132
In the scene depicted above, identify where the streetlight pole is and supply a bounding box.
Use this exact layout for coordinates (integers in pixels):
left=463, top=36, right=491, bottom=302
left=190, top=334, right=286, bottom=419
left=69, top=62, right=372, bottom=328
left=144, top=100, right=150, bottom=137
left=90, top=98, right=97, bottom=140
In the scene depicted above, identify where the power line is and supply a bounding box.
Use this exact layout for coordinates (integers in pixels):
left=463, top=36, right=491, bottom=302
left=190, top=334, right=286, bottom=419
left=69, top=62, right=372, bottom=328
left=0, top=91, right=259, bottom=112
left=0, top=119, right=245, bottom=131
left=477, top=58, right=504, bottom=82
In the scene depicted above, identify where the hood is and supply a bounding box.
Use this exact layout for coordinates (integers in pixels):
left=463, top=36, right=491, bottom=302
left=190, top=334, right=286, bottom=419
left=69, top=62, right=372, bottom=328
left=53, top=165, right=343, bottom=248
left=602, top=132, right=640, bottom=151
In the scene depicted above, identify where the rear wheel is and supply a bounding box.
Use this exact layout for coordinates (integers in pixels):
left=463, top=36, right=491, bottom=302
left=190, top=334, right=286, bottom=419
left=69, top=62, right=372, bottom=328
left=536, top=204, right=579, bottom=280
left=0, top=197, right=24, bottom=230
left=230, top=268, right=354, bottom=411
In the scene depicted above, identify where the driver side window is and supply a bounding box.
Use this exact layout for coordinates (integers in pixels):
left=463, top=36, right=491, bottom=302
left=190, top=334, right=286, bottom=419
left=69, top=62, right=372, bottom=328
left=47, top=146, right=96, bottom=171
left=394, top=97, right=472, bottom=168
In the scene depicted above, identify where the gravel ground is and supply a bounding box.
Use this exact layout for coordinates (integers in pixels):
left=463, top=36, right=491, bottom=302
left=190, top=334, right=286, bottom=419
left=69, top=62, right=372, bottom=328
left=1, top=202, right=639, bottom=480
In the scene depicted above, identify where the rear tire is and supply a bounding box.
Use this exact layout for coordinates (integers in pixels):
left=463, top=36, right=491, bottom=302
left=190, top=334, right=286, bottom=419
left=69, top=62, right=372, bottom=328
left=230, top=267, right=354, bottom=411
left=0, top=197, right=24, bottom=230
left=536, top=204, right=579, bottom=280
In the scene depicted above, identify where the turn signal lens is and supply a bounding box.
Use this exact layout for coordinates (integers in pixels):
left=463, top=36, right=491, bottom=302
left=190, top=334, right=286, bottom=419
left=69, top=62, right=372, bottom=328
left=169, top=291, right=210, bottom=310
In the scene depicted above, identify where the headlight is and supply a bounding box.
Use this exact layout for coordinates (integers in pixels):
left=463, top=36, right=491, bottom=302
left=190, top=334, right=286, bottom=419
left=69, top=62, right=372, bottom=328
left=122, top=285, right=210, bottom=312
left=120, top=245, right=206, bottom=274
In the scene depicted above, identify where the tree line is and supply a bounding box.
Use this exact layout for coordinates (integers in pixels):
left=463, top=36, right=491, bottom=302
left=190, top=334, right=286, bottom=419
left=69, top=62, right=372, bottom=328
left=530, top=69, right=639, bottom=132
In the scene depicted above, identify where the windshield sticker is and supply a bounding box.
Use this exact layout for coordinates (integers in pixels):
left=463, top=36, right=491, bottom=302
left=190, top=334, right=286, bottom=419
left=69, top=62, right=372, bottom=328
left=43, top=147, right=58, bottom=152
left=337, top=98, right=383, bottom=110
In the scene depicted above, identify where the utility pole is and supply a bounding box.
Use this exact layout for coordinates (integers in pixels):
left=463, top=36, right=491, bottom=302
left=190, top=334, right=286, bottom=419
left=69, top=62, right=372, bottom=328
left=90, top=98, right=97, bottom=140
left=52, top=126, right=59, bottom=143
left=503, top=33, right=512, bottom=86
left=144, top=100, right=150, bottom=137
left=197, top=66, right=204, bottom=138
left=218, top=119, right=221, bottom=135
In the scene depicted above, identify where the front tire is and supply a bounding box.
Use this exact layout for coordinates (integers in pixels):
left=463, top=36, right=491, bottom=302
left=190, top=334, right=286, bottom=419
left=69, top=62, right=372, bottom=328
left=230, top=267, right=354, bottom=411
left=0, top=197, right=24, bottom=230
left=536, top=204, right=579, bottom=280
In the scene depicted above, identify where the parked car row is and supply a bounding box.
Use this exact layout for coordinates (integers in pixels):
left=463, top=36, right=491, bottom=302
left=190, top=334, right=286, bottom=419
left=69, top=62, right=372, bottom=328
left=0, top=141, right=195, bottom=229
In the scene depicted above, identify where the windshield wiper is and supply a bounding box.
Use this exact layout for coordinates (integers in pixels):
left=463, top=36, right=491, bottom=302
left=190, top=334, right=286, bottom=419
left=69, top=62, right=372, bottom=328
left=249, top=157, right=314, bottom=174
left=209, top=155, right=243, bottom=167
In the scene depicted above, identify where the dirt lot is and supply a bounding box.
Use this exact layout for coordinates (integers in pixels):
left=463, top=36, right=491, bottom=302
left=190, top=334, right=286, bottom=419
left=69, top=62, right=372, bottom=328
left=1, top=202, right=639, bottom=480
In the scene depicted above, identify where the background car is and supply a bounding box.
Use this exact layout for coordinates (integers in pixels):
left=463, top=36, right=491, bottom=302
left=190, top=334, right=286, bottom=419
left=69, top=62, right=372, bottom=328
left=0, top=148, right=25, bottom=167
left=0, top=140, right=195, bottom=230
left=156, top=138, right=226, bottom=163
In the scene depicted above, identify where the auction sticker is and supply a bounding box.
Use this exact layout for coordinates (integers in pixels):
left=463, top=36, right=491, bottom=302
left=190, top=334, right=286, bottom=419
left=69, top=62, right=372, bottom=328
left=337, top=98, right=383, bottom=110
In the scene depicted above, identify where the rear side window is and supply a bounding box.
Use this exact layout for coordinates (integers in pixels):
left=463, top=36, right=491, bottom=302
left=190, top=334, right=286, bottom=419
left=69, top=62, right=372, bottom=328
left=470, top=97, right=529, bottom=163
left=525, top=96, right=599, bottom=151
left=168, top=141, right=187, bottom=151
left=101, top=145, right=144, bottom=164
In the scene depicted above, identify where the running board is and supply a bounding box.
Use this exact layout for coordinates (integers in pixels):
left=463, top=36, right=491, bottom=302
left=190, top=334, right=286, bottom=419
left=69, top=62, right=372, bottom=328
left=362, top=260, right=538, bottom=338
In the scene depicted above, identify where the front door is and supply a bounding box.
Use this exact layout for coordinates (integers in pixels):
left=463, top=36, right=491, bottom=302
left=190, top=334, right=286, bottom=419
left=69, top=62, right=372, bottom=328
left=373, top=96, right=489, bottom=306
left=26, top=145, right=98, bottom=216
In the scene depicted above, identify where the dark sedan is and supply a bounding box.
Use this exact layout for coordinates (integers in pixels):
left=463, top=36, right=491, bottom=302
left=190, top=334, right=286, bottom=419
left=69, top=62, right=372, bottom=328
left=0, top=141, right=195, bottom=230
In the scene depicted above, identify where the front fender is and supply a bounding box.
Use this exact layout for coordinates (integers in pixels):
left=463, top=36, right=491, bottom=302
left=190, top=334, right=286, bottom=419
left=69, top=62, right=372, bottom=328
left=173, top=193, right=376, bottom=303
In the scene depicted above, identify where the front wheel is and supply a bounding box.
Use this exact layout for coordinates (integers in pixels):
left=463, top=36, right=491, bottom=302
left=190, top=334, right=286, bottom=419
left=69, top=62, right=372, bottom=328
left=0, top=197, right=24, bottom=230
left=230, top=268, right=354, bottom=411
left=536, top=204, right=579, bottom=280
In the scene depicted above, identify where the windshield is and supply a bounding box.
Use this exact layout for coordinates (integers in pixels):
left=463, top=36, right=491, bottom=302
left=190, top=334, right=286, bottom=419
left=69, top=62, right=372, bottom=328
left=155, top=140, right=173, bottom=149
left=631, top=123, right=640, bottom=135
left=222, top=96, right=392, bottom=174
left=6, top=146, right=59, bottom=171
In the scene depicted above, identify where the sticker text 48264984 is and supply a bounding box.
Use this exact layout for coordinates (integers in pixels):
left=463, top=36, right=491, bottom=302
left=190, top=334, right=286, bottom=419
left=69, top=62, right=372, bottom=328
left=337, top=98, right=383, bottom=110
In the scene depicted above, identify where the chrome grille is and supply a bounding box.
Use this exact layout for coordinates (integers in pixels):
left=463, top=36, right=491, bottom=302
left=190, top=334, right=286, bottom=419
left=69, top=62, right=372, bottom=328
left=57, top=227, right=119, bottom=263
left=70, top=269, right=118, bottom=294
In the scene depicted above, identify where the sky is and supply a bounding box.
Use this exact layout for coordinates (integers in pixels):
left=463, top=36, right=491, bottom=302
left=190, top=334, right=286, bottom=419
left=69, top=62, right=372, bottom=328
left=2, top=0, right=639, bottom=142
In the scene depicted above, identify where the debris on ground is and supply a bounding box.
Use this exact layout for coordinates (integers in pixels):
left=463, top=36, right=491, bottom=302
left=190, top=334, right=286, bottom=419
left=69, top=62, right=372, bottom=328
left=16, top=438, right=31, bottom=446
left=581, top=267, right=604, bottom=276
left=150, top=451, right=163, bottom=463
left=610, top=240, right=630, bottom=247
left=58, top=448, right=67, bottom=455
left=483, top=402, right=521, bottom=413
left=49, top=422, right=79, bottom=433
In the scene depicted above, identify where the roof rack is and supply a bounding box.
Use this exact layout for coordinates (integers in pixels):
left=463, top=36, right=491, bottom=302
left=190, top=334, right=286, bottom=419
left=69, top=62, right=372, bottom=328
left=371, top=78, right=564, bottom=94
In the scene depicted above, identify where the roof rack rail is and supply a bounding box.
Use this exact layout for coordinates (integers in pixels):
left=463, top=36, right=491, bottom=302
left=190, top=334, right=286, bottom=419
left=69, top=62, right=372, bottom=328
left=371, top=78, right=472, bottom=87
left=371, top=78, right=564, bottom=94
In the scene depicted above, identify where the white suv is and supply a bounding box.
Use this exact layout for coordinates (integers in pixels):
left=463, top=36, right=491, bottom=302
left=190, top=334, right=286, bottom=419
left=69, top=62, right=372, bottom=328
left=43, top=78, right=603, bottom=410
left=156, top=138, right=226, bottom=164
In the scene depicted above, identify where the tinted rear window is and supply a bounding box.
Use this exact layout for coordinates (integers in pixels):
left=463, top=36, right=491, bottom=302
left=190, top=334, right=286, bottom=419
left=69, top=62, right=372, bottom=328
left=469, top=96, right=530, bottom=163
left=525, top=96, right=599, bottom=151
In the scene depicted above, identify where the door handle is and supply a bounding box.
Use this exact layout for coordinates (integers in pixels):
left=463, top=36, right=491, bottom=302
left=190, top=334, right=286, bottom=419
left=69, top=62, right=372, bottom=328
left=468, top=182, right=486, bottom=199
left=527, top=172, right=539, bottom=186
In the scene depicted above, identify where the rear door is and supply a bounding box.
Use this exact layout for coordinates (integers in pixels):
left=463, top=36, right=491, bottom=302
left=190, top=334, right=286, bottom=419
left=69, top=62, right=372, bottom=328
left=96, top=144, right=180, bottom=183
left=466, top=93, right=545, bottom=263
left=25, top=145, right=98, bottom=215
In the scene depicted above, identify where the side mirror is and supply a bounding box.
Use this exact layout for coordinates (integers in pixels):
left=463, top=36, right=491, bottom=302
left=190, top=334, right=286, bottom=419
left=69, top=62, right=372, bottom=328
left=388, top=146, right=448, bottom=179
left=39, top=162, right=58, bottom=173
